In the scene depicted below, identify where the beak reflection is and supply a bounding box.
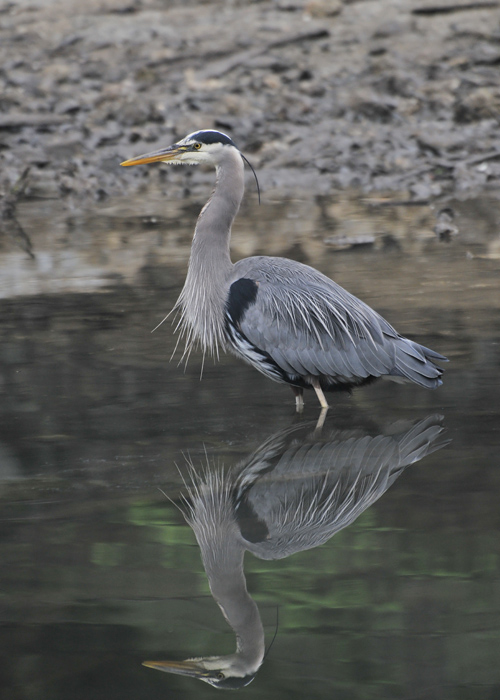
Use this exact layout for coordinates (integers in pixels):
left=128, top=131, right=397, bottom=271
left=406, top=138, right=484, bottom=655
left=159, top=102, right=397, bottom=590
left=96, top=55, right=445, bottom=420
left=142, top=659, right=210, bottom=678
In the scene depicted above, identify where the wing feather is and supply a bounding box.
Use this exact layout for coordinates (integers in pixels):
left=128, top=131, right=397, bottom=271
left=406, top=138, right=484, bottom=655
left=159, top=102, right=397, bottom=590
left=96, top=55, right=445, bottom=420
left=229, top=256, right=445, bottom=388
left=231, top=257, right=396, bottom=382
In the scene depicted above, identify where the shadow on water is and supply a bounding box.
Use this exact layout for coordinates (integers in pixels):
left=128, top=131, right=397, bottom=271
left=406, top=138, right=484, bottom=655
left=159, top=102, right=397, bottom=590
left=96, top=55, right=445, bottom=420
left=0, top=191, right=500, bottom=699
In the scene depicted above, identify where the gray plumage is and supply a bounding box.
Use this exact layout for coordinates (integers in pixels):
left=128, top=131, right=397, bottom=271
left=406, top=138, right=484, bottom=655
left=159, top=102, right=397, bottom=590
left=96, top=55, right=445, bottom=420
left=143, top=415, right=447, bottom=688
left=121, top=130, right=447, bottom=408
left=234, top=415, right=447, bottom=560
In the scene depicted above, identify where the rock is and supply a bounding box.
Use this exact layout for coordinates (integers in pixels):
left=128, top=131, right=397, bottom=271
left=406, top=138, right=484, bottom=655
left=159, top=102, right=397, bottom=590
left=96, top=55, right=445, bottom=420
left=372, top=20, right=412, bottom=38
left=434, top=207, right=459, bottom=240
left=454, top=88, right=500, bottom=123
left=304, top=0, right=342, bottom=17
left=324, top=234, right=376, bottom=249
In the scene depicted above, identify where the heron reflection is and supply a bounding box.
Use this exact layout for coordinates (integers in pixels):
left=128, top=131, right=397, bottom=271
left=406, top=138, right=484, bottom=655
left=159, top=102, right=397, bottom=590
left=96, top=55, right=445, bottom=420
left=145, top=415, right=447, bottom=688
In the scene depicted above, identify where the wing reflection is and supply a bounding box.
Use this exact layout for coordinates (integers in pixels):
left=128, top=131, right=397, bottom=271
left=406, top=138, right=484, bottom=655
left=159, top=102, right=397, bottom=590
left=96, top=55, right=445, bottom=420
left=146, top=415, right=447, bottom=688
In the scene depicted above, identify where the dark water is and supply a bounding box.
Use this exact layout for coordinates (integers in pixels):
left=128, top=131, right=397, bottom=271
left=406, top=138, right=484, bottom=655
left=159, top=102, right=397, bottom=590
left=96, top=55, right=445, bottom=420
left=1, top=192, right=500, bottom=699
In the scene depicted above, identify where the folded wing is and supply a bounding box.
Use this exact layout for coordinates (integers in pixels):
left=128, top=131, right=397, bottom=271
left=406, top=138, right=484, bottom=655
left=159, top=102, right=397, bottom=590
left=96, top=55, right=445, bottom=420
left=227, top=257, right=446, bottom=388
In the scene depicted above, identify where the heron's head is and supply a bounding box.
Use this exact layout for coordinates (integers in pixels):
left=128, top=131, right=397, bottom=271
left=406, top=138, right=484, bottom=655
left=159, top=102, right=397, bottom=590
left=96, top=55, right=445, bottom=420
left=121, top=129, right=239, bottom=168
left=143, top=654, right=258, bottom=690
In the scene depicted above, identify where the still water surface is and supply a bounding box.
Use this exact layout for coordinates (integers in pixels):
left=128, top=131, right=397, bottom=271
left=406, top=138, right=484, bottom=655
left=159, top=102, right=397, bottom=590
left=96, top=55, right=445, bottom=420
left=1, top=191, right=500, bottom=699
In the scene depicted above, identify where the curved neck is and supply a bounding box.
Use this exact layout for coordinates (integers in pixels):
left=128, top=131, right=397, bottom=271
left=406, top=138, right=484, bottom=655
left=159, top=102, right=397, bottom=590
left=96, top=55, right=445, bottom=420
left=189, top=475, right=265, bottom=672
left=175, top=150, right=245, bottom=355
left=193, top=153, right=245, bottom=247
left=206, top=543, right=265, bottom=669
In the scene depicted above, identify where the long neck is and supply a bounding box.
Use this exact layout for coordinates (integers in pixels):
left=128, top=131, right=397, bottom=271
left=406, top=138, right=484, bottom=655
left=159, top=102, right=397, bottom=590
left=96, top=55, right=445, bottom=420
left=205, top=541, right=265, bottom=670
left=175, top=151, right=245, bottom=357
left=188, top=473, right=265, bottom=673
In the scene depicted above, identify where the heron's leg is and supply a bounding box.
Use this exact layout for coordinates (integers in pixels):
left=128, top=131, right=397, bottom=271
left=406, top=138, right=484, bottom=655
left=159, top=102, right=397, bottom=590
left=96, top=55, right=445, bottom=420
left=291, top=386, right=304, bottom=412
left=314, top=407, right=328, bottom=434
left=311, top=377, right=329, bottom=409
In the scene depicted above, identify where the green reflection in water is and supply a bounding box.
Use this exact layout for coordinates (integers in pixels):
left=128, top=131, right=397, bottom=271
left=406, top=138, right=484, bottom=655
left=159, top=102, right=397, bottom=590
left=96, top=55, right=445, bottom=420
left=91, top=542, right=127, bottom=567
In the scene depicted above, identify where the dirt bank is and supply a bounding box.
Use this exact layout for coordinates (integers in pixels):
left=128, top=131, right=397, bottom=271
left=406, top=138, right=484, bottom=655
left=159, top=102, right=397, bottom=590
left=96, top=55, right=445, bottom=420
left=1, top=0, right=500, bottom=205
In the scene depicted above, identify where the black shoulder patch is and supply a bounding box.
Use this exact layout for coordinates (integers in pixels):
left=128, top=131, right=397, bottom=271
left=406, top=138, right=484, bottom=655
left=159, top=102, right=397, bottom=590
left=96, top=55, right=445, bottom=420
left=190, top=130, right=237, bottom=148
left=227, top=278, right=258, bottom=326
left=235, top=496, right=270, bottom=544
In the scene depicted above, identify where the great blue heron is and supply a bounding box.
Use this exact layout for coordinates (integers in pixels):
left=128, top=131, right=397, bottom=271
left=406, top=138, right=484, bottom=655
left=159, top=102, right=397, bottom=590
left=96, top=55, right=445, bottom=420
left=143, top=415, right=447, bottom=688
left=121, top=130, right=447, bottom=409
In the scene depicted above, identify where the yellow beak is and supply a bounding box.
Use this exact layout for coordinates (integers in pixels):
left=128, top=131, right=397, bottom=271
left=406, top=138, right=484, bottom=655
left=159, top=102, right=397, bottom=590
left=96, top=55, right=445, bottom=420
left=120, top=145, right=185, bottom=167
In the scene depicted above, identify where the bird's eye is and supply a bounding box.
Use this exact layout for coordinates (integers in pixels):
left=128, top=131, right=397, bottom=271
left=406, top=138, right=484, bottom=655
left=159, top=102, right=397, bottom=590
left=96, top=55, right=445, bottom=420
left=193, top=143, right=201, bottom=150
left=216, top=672, right=225, bottom=680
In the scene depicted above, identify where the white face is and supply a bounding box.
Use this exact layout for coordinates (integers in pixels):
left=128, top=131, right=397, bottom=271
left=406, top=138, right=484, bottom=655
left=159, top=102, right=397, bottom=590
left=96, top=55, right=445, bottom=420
left=172, top=137, right=229, bottom=166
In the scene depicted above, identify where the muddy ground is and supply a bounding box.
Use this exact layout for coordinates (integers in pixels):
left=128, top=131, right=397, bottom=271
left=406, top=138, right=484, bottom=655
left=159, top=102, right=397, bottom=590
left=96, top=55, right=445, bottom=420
left=1, top=0, right=500, bottom=206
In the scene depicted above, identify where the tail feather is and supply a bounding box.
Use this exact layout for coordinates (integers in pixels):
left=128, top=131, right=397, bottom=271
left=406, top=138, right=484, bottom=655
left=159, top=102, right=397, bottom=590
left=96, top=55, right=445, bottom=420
left=396, top=414, right=449, bottom=466
left=391, top=337, right=447, bottom=389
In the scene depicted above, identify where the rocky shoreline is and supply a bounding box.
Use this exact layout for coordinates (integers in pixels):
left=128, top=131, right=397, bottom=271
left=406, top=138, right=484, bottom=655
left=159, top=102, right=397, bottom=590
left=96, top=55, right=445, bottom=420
left=1, top=0, right=500, bottom=207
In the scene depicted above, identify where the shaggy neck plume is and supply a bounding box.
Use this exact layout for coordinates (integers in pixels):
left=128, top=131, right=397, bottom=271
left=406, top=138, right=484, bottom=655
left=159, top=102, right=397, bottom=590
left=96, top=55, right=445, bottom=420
left=174, top=148, right=245, bottom=358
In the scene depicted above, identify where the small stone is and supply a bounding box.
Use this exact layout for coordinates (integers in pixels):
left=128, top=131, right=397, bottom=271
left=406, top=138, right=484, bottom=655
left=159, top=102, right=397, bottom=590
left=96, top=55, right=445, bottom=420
left=304, top=0, right=342, bottom=17
left=454, top=88, right=500, bottom=124
left=324, top=234, right=376, bottom=249
left=434, top=221, right=459, bottom=241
